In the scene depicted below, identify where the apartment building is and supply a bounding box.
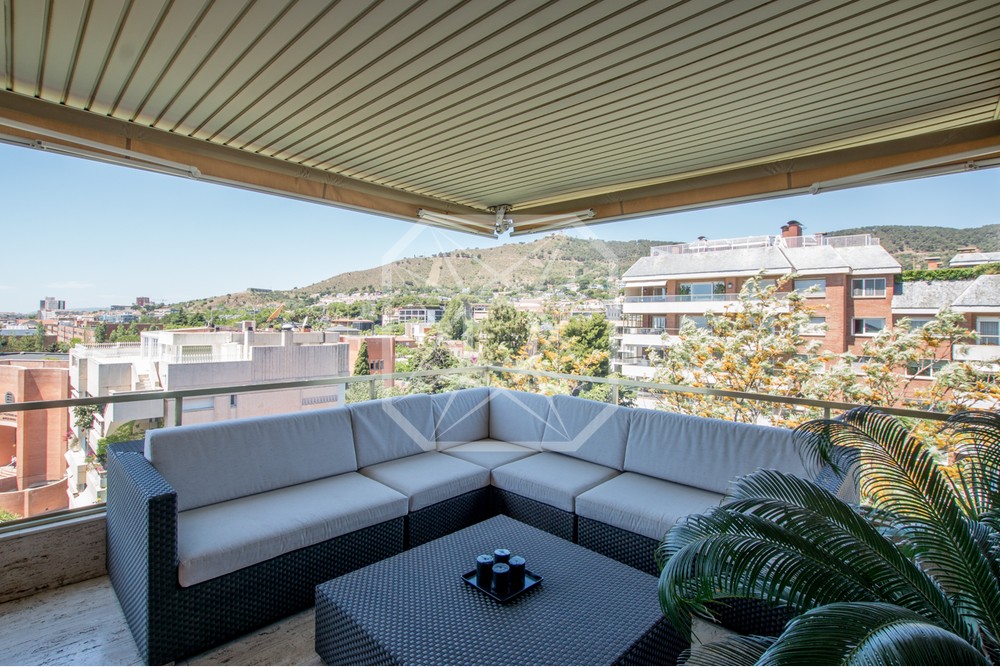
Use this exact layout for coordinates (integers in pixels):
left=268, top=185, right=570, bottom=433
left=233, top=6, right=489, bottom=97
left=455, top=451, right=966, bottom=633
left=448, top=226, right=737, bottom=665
left=616, top=221, right=902, bottom=378
left=892, top=274, right=1000, bottom=382
left=383, top=305, right=444, bottom=324
left=0, top=354, right=70, bottom=519
left=67, top=324, right=350, bottom=507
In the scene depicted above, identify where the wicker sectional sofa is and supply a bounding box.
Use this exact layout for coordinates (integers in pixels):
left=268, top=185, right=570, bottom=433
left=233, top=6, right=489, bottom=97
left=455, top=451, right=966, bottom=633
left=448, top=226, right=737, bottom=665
left=106, top=386, right=844, bottom=664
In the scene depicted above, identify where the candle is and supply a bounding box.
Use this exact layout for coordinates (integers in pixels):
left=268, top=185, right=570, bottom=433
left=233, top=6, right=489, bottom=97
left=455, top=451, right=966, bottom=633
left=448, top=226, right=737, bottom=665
left=493, top=548, right=511, bottom=564
left=492, top=562, right=511, bottom=596
left=476, top=554, right=494, bottom=590
left=508, top=555, right=526, bottom=591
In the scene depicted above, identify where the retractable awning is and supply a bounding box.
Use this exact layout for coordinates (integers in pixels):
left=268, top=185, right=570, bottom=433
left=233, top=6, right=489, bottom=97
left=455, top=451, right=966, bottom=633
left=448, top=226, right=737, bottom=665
left=2, top=0, right=999, bottom=236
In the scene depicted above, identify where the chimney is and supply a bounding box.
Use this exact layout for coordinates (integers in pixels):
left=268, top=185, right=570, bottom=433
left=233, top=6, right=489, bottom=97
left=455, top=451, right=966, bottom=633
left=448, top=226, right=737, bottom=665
left=780, top=220, right=803, bottom=238
left=925, top=256, right=942, bottom=270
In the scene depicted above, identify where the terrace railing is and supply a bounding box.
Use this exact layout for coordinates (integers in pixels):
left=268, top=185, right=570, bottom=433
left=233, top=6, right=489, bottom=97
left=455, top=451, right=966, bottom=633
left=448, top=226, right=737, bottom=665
left=0, top=365, right=951, bottom=533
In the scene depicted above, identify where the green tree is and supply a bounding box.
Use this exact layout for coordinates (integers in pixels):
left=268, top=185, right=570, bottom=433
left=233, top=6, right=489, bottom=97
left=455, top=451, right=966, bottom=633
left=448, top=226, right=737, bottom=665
left=407, top=337, right=463, bottom=394
left=353, top=340, right=370, bottom=376
left=439, top=296, right=472, bottom=341
left=659, top=408, right=1000, bottom=665
left=480, top=302, right=532, bottom=366
left=93, top=321, right=108, bottom=344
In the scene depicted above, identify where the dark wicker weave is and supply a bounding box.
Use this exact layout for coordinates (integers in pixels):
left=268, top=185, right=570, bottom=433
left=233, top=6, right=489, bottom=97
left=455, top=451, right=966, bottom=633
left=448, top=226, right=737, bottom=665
left=492, top=488, right=576, bottom=541
left=577, top=517, right=661, bottom=576
left=408, top=487, right=496, bottom=547
left=106, top=442, right=405, bottom=665
left=315, top=515, right=688, bottom=665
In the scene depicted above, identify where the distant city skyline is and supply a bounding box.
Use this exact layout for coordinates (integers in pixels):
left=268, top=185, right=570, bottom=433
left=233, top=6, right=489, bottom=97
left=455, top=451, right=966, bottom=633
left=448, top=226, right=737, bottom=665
left=1, top=142, right=998, bottom=314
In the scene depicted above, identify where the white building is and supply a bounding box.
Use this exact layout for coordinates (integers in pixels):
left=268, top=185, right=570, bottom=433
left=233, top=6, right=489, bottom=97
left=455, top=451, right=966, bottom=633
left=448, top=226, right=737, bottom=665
left=66, top=324, right=350, bottom=507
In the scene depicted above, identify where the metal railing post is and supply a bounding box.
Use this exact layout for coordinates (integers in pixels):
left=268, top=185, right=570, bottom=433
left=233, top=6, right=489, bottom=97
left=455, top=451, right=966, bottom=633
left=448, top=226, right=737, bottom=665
left=611, top=383, right=619, bottom=406
left=174, top=397, right=183, bottom=426
left=369, top=378, right=377, bottom=400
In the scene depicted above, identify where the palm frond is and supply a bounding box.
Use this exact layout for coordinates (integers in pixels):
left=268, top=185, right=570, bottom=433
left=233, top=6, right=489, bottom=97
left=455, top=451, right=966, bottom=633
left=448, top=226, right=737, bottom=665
left=658, top=470, right=972, bottom=642
left=827, top=407, right=1000, bottom=649
left=941, top=411, right=1000, bottom=519
left=757, top=602, right=988, bottom=666
left=679, top=635, right=774, bottom=666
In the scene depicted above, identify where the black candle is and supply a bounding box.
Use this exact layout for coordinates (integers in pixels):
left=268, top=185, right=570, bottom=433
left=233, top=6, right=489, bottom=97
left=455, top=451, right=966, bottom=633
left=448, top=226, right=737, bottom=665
left=508, top=555, right=526, bottom=591
left=493, top=548, right=511, bottom=564
left=492, top=562, right=511, bottom=596
left=476, top=554, right=494, bottom=590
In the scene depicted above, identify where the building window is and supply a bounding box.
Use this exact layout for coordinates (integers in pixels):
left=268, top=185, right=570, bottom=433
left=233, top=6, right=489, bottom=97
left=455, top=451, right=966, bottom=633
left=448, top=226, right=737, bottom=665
left=230, top=395, right=238, bottom=408
left=852, top=277, right=886, bottom=297
left=4, top=392, right=13, bottom=404
left=905, top=317, right=933, bottom=329
left=794, top=278, right=826, bottom=296
left=678, top=282, right=725, bottom=301
left=853, top=318, right=885, bottom=335
left=651, top=316, right=666, bottom=330
left=905, top=359, right=948, bottom=379
left=801, top=317, right=827, bottom=336
left=681, top=315, right=708, bottom=329
left=182, top=397, right=214, bottom=412
left=978, top=318, right=999, bottom=345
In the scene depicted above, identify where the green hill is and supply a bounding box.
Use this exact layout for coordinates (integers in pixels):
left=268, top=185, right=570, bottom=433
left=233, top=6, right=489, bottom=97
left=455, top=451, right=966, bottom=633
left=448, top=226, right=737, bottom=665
left=827, top=224, right=1000, bottom=269
left=298, top=235, right=672, bottom=296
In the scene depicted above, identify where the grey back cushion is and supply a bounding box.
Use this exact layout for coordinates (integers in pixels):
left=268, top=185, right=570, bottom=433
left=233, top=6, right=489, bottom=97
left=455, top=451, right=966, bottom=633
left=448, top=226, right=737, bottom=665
left=541, top=394, right=630, bottom=470
left=488, top=388, right=554, bottom=449
left=432, top=388, right=490, bottom=448
left=624, top=408, right=816, bottom=495
left=146, top=407, right=357, bottom=512
left=350, top=394, right=436, bottom=468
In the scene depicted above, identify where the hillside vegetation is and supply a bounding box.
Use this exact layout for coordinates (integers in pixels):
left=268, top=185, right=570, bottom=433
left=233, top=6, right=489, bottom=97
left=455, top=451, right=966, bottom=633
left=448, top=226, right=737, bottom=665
left=179, top=224, right=1000, bottom=312
left=298, top=235, right=671, bottom=295
left=828, top=224, right=1000, bottom=268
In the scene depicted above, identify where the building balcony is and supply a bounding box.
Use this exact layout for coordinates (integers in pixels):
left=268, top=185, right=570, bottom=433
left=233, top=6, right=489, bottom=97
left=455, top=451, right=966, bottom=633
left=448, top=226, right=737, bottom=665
left=0, top=367, right=957, bottom=665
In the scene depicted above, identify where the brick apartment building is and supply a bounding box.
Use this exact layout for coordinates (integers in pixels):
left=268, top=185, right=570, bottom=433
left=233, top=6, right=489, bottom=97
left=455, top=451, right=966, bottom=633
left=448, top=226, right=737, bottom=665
left=617, top=221, right=902, bottom=378
left=0, top=354, right=70, bottom=518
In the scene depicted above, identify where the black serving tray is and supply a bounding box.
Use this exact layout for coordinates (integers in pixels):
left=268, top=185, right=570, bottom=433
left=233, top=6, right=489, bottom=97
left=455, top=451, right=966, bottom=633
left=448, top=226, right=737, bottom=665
left=462, top=569, right=543, bottom=603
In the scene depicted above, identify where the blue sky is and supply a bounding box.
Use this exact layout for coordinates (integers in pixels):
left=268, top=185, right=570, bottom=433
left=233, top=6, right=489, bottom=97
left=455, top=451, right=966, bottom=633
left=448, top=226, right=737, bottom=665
left=1, top=142, right=998, bottom=314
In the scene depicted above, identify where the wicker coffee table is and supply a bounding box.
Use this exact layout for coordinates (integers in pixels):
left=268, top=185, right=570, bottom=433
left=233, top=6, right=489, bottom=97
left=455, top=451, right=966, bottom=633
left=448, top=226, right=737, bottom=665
left=315, top=515, right=687, bottom=665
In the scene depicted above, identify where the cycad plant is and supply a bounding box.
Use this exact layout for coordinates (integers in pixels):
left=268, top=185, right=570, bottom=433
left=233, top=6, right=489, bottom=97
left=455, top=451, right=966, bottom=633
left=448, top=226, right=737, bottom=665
left=656, top=407, right=1000, bottom=665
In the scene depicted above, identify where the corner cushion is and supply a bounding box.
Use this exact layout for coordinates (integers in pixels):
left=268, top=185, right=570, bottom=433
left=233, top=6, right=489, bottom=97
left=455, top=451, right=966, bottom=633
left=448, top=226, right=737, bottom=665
left=350, top=394, right=436, bottom=469
left=541, top=394, right=630, bottom=470
left=491, top=451, right=619, bottom=513
left=440, top=439, right=539, bottom=470
left=176, top=472, right=408, bottom=587
left=359, top=451, right=490, bottom=512
left=488, top=388, right=553, bottom=449
left=575, top=472, right=725, bottom=541
left=432, top=388, right=491, bottom=446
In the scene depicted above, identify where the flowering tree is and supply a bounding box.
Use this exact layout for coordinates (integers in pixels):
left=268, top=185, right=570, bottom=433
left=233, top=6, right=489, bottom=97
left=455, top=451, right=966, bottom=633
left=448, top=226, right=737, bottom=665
left=805, top=310, right=974, bottom=408
left=650, top=275, right=822, bottom=424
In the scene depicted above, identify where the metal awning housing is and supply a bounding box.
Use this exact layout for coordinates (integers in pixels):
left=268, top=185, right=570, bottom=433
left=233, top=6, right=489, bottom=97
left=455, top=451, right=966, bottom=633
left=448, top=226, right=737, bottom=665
left=2, top=0, right=999, bottom=236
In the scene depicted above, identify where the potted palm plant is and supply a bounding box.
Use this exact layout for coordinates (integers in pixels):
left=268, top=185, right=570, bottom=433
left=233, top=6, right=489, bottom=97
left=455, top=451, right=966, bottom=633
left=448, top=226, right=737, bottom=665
left=657, top=407, right=999, bottom=665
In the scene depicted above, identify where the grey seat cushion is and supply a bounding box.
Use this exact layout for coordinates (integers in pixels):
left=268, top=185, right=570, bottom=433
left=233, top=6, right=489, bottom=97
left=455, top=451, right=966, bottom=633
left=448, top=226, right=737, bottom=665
left=488, top=388, right=553, bottom=450
left=440, top=439, right=538, bottom=470
left=432, top=388, right=491, bottom=447
left=146, top=406, right=358, bottom=512
left=541, top=394, right=630, bottom=470
left=625, top=408, right=816, bottom=494
left=359, top=451, right=490, bottom=511
left=575, top=472, right=725, bottom=541
left=176, top=472, right=408, bottom=587
left=350, top=394, right=436, bottom=468
left=491, top=451, right=619, bottom=513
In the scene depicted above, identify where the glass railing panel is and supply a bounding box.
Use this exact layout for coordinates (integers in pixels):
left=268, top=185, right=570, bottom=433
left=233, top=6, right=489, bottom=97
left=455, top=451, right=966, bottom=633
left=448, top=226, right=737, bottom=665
left=0, top=366, right=955, bottom=529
